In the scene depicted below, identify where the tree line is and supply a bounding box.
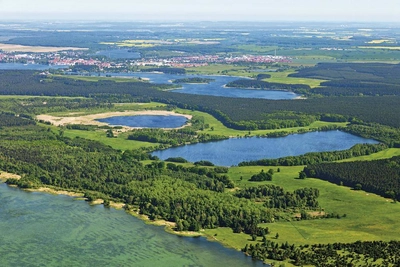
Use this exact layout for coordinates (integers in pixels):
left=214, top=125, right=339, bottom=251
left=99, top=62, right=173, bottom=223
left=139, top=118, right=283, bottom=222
left=303, top=156, right=400, bottom=201
left=243, top=239, right=400, bottom=266
left=238, top=143, right=387, bottom=166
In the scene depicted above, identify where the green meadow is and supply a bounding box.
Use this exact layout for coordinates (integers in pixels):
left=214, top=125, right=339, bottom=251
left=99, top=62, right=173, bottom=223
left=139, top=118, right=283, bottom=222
left=205, top=164, right=400, bottom=250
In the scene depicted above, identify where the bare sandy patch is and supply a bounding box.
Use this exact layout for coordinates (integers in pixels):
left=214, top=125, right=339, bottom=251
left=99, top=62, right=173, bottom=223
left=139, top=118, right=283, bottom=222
left=0, top=171, right=21, bottom=181
left=0, top=43, right=88, bottom=52
left=133, top=212, right=203, bottom=237
left=110, top=201, right=125, bottom=209
left=90, top=199, right=104, bottom=205
left=37, top=110, right=193, bottom=131
left=294, top=211, right=326, bottom=219
left=26, top=187, right=84, bottom=197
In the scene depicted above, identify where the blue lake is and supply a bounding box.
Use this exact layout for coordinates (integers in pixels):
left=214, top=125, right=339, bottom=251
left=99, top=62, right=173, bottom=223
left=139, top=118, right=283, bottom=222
left=152, top=131, right=379, bottom=166
left=102, top=72, right=300, bottom=100
left=0, top=183, right=264, bottom=267
left=97, top=115, right=188, bottom=128
left=95, top=49, right=141, bottom=59
left=0, top=63, right=68, bottom=70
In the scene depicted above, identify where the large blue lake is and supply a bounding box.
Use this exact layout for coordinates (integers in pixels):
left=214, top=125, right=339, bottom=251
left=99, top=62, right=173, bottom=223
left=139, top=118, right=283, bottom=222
left=0, top=63, right=68, bottom=70
left=0, top=183, right=264, bottom=267
left=103, top=72, right=300, bottom=99
left=97, top=115, right=188, bottom=128
left=152, top=131, right=379, bottom=166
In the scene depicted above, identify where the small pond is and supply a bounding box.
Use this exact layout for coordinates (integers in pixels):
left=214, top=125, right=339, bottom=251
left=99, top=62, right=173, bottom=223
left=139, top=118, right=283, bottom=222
left=96, top=115, right=188, bottom=128
left=152, top=130, right=379, bottom=166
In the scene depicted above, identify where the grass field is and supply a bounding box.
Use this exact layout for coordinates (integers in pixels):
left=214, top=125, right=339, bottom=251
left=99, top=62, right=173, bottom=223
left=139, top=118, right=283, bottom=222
left=266, top=70, right=327, bottom=88
left=62, top=129, right=158, bottom=151
left=204, top=165, right=400, bottom=250
left=338, top=148, right=400, bottom=162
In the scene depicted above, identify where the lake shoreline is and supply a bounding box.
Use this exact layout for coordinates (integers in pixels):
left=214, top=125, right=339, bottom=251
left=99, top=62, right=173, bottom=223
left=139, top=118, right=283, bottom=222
left=3, top=181, right=205, bottom=238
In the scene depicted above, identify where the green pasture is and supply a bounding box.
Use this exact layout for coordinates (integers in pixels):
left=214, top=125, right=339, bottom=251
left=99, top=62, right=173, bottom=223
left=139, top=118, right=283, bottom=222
left=205, top=165, right=400, bottom=250
left=62, top=129, right=158, bottom=151
left=338, top=148, right=400, bottom=162
left=266, top=70, right=327, bottom=88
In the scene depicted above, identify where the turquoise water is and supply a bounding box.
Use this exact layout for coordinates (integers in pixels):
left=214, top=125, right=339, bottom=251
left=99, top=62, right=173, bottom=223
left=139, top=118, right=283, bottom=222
left=152, top=131, right=379, bottom=166
left=97, top=115, right=188, bottom=128
left=0, top=183, right=265, bottom=267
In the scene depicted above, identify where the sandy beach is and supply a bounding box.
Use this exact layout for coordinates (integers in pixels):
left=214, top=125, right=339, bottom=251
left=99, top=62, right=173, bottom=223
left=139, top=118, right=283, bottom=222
left=0, top=172, right=21, bottom=181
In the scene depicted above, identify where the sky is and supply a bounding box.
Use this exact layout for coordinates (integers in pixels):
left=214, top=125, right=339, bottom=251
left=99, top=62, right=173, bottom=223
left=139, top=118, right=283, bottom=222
left=0, top=0, right=399, bottom=22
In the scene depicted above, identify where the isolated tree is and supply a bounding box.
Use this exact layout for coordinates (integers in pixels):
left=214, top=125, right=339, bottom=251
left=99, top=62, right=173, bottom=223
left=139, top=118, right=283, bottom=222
left=298, top=171, right=307, bottom=179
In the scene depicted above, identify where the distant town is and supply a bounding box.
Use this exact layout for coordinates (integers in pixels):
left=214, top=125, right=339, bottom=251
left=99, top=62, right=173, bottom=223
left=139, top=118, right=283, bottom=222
left=0, top=49, right=292, bottom=71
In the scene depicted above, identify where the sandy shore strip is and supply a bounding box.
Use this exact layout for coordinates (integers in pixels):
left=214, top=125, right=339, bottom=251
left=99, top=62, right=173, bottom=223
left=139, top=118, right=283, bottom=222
left=0, top=43, right=88, bottom=52
left=25, top=187, right=84, bottom=197
left=36, top=110, right=193, bottom=130
left=0, top=171, right=21, bottom=181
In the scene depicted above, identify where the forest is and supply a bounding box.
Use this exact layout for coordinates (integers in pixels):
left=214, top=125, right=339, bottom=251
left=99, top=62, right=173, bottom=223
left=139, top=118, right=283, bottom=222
left=242, top=240, right=400, bottom=266
left=291, top=63, right=400, bottom=97
left=172, top=77, right=215, bottom=84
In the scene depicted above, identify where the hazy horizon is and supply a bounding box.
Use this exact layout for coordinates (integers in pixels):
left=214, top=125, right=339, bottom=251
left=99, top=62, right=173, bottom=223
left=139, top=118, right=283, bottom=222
left=1, top=0, right=399, bottom=22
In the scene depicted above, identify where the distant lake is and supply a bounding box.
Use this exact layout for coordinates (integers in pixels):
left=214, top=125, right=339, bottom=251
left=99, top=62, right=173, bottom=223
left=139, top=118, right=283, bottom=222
left=0, top=63, right=68, bottom=70
left=0, top=183, right=265, bottom=267
left=152, top=131, right=379, bottom=166
left=96, top=115, right=188, bottom=128
left=102, top=72, right=300, bottom=100
left=95, top=49, right=141, bottom=59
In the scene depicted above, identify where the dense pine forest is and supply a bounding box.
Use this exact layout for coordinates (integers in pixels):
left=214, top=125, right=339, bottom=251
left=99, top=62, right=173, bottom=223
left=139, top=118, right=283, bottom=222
left=243, top=240, right=400, bottom=266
